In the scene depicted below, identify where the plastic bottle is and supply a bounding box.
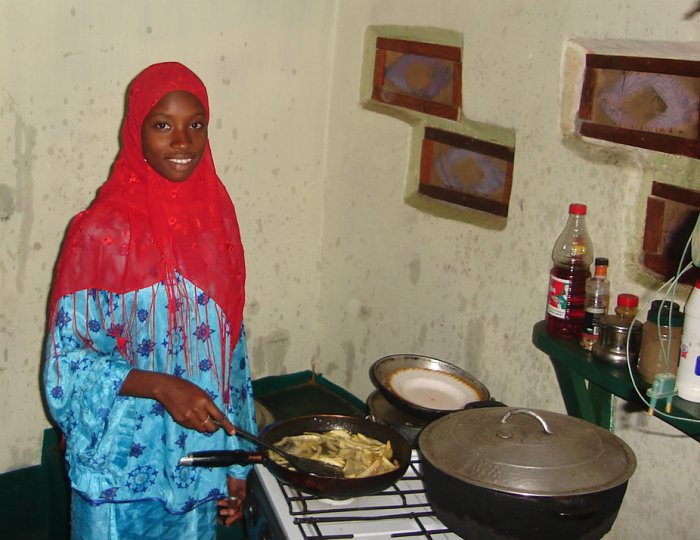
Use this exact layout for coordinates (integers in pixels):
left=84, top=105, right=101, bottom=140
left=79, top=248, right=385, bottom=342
left=614, top=294, right=639, bottom=319
left=677, top=279, right=700, bottom=402
left=637, top=300, right=683, bottom=384
left=545, top=203, right=593, bottom=339
left=580, top=258, right=610, bottom=351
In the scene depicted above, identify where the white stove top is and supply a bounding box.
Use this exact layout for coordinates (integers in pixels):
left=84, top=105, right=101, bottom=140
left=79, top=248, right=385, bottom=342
left=252, top=451, right=461, bottom=539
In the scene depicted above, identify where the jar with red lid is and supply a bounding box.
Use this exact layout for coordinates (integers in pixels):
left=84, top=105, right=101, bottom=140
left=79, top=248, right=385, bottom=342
left=614, top=294, right=639, bottom=319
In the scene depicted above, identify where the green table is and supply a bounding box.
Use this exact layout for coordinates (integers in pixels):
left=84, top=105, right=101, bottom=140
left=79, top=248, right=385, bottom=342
left=532, top=320, right=700, bottom=440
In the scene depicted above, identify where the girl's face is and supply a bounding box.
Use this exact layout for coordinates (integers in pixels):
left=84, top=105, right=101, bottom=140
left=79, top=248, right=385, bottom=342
left=141, top=90, right=208, bottom=182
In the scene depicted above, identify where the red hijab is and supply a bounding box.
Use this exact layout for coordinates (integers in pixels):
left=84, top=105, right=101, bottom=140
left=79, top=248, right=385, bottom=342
left=50, top=62, right=245, bottom=388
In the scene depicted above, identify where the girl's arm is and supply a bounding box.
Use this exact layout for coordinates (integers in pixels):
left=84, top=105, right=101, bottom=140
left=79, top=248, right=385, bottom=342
left=119, top=369, right=235, bottom=434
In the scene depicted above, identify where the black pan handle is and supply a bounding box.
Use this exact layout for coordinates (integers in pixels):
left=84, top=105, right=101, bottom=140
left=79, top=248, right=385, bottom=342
left=234, top=427, right=288, bottom=459
left=179, top=450, right=265, bottom=467
left=463, top=398, right=507, bottom=410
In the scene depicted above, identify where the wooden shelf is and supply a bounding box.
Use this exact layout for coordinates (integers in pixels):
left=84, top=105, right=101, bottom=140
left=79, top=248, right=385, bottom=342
left=532, top=320, right=700, bottom=441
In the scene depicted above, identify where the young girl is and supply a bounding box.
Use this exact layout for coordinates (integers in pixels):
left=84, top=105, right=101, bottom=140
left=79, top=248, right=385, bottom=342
left=43, top=62, right=256, bottom=539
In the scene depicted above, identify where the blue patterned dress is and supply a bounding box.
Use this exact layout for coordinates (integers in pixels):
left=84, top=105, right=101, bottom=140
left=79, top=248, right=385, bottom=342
left=43, top=273, right=256, bottom=537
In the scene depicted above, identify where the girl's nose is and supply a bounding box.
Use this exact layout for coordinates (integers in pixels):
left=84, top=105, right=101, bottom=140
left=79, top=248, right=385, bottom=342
left=171, top=127, right=192, bottom=148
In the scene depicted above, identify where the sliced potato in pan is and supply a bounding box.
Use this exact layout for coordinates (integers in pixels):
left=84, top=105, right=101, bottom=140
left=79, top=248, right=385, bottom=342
left=271, top=428, right=400, bottom=478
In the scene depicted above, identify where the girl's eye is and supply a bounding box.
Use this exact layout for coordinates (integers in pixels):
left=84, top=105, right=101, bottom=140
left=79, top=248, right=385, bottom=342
left=191, top=121, right=205, bottom=130
left=154, top=122, right=170, bottom=130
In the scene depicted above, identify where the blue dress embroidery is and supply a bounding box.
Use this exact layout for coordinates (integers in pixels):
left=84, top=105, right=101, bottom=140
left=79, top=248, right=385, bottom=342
left=43, top=275, right=256, bottom=513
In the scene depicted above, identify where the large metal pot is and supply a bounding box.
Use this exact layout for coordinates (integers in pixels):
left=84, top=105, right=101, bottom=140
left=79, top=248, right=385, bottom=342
left=418, top=408, right=637, bottom=540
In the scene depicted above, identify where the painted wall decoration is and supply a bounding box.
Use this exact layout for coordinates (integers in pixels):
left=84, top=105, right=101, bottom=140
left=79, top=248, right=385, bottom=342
left=361, top=27, right=515, bottom=225
left=578, top=54, right=700, bottom=158
left=642, top=181, right=700, bottom=284
left=372, top=37, right=462, bottom=120
left=418, top=128, right=514, bottom=217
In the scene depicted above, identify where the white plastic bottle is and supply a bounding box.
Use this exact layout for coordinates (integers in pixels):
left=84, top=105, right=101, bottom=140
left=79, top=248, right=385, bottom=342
left=677, top=279, right=700, bottom=402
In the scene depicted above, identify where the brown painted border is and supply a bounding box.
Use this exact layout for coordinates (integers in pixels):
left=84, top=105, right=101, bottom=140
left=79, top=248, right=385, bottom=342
left=642, top=181, right=700, bottom=284
left=372, top=38, right=462, bottom=121
left=577, top=53, right=700, bottom=157
left=418, top=128, right=514, bottom=217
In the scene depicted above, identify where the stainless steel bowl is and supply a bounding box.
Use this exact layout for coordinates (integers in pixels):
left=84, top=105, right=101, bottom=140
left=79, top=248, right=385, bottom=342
left=369, top=354, right=490, bottom=420
left=366, top=390, right=428, bottom=446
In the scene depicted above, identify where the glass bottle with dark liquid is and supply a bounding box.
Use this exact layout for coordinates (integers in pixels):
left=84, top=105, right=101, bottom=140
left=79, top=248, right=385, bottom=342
left=545, top=203, right=593, bottom=339
left=580, top=257, right=610, bottom=350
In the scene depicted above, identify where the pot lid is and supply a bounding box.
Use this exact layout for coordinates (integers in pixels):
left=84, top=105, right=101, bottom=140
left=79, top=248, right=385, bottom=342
left=418, top=408, right=637, bottom=497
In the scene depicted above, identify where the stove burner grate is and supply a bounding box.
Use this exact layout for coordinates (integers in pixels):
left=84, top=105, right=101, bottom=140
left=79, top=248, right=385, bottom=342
left=276, top=456, right=457, bottom=539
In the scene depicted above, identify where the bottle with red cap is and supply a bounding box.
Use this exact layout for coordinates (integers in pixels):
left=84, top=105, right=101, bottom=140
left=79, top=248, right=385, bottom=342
left=580, top=257, right=610, bottom=351
left=545, top=203, right=594, bottom=339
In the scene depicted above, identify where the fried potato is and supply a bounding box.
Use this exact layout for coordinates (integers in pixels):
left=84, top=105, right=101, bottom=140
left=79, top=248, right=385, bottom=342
left=271, top=429, right=399, bottom=478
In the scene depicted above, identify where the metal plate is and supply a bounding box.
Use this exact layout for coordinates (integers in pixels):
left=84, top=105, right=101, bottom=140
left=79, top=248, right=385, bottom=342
left=369, top=354, right=490, bottom=420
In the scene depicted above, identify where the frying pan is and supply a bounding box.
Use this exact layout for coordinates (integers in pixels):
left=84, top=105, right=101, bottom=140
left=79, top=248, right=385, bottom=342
left=234, top=425, right=344, bottom=477
left=182, top=414, right=412, bottom=499
left=259, top=414, right=411, bottom=499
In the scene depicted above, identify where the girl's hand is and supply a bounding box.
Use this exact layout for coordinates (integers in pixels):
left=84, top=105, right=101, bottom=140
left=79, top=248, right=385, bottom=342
left=119, top=369, right=236, bottom=434
left=217, top=476, right=246, bottom=526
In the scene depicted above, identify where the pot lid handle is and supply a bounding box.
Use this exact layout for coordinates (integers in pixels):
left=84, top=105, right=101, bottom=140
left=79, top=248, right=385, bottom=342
left=499, top=408, right=552, bottom=434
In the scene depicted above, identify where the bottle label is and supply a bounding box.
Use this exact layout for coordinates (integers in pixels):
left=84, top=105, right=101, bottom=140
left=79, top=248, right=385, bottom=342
left=547, top=275, right=570, bottom=319
left=582, top=307, right=605, bottom=335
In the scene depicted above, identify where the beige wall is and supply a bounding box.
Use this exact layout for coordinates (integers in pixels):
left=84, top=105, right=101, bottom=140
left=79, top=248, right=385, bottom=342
left=1, top=1, right=698, bottom=538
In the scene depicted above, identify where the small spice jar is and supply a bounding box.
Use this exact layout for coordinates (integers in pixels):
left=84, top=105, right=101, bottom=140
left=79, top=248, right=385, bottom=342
left=615, top=294, right=639, bottom=319
left=637, top=300, right=683, bottom=384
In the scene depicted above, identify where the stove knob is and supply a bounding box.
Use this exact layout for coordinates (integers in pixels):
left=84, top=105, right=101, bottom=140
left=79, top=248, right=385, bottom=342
left=244, top=480, right=272, bottom=539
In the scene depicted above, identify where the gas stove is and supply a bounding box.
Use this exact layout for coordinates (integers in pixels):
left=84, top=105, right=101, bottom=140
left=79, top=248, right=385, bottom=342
left=244, top=450, right=460, bottom=539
